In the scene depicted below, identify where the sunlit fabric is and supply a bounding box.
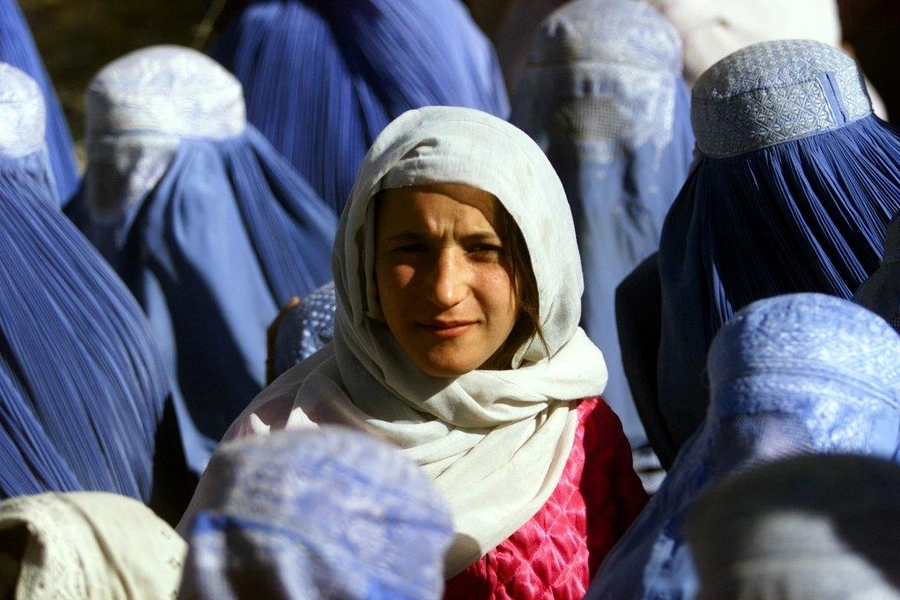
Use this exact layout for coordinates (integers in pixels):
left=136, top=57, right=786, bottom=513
left=512, top=0, right=695, bottom=448
left=587, top=293, right=900, bottom=600
left=0, top=0, right=78, bottom=204
left=179, top=427, right=454, bottom=600
left=854, top=211, right=900, bottom=332
left=0, top=492, right=186, bottom=599
left=686, top=454, right=900, bottom=600
left=272, top=281, right=336, bottom=380
left=643, top=0, right=842, bottom=86
left=0, top=63, right=171, bottom=503
left=209, top=0, right=510, bottom=214
left=656, top=39, right=900, bottom=458
left=66, top=46, right=338, bottom=473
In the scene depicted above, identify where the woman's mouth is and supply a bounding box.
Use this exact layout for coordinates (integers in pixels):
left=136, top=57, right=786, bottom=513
left=418, top=320, right=476, bottom=339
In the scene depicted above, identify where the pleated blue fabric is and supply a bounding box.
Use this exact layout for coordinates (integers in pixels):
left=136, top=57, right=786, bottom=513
left=66, top=46, right=338, bottom=473
left=656, top=39, right=900, bottom=458
left=511, top=0, right=695, bottom=448
left=854, top=211, right=900, bottom=332
left=178, top=427, right=454, bottom=600
left=0, top=63, right=170, bottom=503
left=271, top=281, right=336, bottom=380
left=587, top=293, right=900, bottom=600
left=0, top=0, right=78, bottom=204
left=209, top=0, right=510, bottom=214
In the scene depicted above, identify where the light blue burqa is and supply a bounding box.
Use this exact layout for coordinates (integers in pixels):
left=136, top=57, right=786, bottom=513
left=586, top=293, right=900, bottom=600
left=511, top=0, right=695, bottom=447
left=66, top=46, right=338, bottom=473
left=179, top=427, right=454, bottom=600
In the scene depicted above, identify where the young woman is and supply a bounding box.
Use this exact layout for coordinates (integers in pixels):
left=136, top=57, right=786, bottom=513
left=181, top=106, right=647, bottom=597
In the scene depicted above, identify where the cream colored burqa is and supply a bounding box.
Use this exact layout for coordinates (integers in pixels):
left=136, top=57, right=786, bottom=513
left=0, top=492, right=186, bottom=599
left=187, top=106, right=608, bottom=575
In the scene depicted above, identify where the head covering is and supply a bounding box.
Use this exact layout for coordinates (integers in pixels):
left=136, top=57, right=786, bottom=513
left=586, top=293, right=900, bottom=600
left=208, top=0, right=510, bottom=214
left=657, top=39, right=900, bottom=455
left=855, top=211, right=900, bottom=332
left=179, top=427, right=453, bottom=600
left=0, top=62, right=175, bottom=505
left=0, top=492, right=186, bottom=599
left=218, top=106, right=608, bottom=576
left=0, top=0, right=78, bottom=204
left=65, top=45, right=338, bottom=473
left=686, top=454, right=900, bottom=600
left=271, top=281, right=336, bottom=380
left=512, top=0, right=695, bottom=447
left=644, top=0, right=842, bottom=85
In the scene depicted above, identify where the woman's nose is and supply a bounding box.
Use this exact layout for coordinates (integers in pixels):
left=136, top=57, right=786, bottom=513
left=426, top=250, right=467, bottom=307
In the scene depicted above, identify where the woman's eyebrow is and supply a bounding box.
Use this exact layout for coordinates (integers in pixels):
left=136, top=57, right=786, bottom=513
left=460, top=232, right=503, bottom=244
left=384, top=231, right=425, bottom=242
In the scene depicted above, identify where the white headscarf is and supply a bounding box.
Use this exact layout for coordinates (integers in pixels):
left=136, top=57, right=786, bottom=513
left=214, top=106, right=608, bottom=575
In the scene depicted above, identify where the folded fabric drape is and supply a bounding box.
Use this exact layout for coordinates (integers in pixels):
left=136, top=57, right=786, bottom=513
left=66, top=46, right=338, bottom=473
left=0, top=0, right=78, bottom=204
left=657, top=39, right=900, bottom=456
left=209, top=0, right=510, bottom=214
left=587, top=293, right=900, bottom=599
left=512, top=0, right=695, bottom=448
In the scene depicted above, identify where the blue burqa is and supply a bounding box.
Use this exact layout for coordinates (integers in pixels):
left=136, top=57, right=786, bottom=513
left=0, top=0, right=78, bottom=203
left=511, top=0, right=695, bottom=447
left=0, top=63, right=178, bottom=508
left=66, top=46, right=338, bottom=473
left=656, top=39, right=900, bottom=459
left=587, top=293, right=900, bottom=600
left=209, top=0, right=510, bottom=214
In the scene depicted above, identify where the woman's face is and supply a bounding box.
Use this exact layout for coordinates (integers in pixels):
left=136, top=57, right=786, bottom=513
left=374, top=183, right=519, bottom=377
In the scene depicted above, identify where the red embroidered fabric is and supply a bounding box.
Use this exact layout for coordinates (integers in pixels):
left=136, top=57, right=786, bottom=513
left=443, top=398, right=648, bottom=599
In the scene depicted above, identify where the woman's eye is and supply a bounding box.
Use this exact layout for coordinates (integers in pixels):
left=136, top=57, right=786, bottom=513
left=470, top=244, right=504, bottom=256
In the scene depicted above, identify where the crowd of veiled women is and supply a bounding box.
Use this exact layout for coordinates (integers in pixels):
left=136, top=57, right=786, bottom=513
left=0, top=0, right=899, bottom=598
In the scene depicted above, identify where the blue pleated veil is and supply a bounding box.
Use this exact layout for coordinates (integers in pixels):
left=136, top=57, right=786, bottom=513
left=66, top=46, right=338, bottom=473
left=0, top=63, right=173, bottom=504
left=511, top=0, right=695, bottom=448
left=657, top=39, right=900, bottom=456
left=0, top=0, right=78, bottom=204
left=208, top=0, right=510, bottom=214
left=586, top=293, right=900, bottom=600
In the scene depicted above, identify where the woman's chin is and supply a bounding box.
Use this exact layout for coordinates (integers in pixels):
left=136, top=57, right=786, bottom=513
left=413, top=349, right=486, bottom=379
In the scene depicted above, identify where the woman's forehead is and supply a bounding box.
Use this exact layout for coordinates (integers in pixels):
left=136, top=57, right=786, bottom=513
left=375, top=184, right=503, bottom=232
